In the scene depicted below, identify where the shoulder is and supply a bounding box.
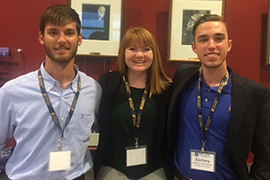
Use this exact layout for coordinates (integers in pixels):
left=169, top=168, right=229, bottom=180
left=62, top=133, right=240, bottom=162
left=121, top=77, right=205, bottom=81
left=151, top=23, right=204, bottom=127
left=153, top=82, right=172, bottom=101
left=99, top=71, right=121, bottom=81
left=0, top=71, right=38, bottom=105
left=164, top=82, right=173, bottom=94
left=232, top=70, right=268, bottom=90
left=231, top=70, right=270, bottom=97
left=173, top=63, right=199, bottom=86
left=98, top=71, right=121, bottom=86
left=0, top=71, right=37, bottom=93
left=79, top=71, right=99, bottom=86
left=175, top=63, right=200, bottom=73
left=174, top=63, right=200, bottom=78
left=78, top=71, right=102, bottom=94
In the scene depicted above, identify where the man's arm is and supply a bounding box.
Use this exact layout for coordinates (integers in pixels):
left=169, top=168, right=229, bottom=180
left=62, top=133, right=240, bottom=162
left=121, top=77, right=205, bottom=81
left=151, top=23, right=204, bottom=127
left=0, top=87, right=11, bottom=155
left=249, top=87, right=270, bottom=179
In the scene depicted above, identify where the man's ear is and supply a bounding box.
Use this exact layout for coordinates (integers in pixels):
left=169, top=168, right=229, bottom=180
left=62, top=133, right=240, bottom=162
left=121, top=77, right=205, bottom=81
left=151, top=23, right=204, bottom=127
left=38, top=31, right=45, bottom=45
left=191, top=42, right=197, bottom=54
left=77, top=33, right=82, bottom=46
left=227, top=39, right=232, bottom=52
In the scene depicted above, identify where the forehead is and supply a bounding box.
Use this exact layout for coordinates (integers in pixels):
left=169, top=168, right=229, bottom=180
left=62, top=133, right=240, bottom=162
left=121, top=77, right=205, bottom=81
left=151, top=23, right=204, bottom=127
left=127, top=39, right=149, bottom=47
left=195, top=21, right=228, bottom=37
left=44, top=22, right=77, bottom=31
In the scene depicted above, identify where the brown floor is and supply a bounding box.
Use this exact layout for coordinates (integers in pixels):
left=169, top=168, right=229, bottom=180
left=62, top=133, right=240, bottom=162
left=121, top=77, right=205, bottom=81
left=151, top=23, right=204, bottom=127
left=86, top=169, right=94, bottom=180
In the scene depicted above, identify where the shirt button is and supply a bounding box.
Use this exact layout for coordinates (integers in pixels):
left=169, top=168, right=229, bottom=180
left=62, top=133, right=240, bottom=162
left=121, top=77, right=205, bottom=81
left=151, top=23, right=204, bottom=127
left=61, top=117, right=64, bottom=121
left=205, top=98, right=208, bottom=102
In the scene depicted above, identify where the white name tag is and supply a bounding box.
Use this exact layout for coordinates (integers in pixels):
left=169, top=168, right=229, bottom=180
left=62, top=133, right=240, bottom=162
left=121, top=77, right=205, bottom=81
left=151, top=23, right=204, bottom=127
left=190, top=149, right=216, bottom=172
left=126, top=146, right=147, bottom=167
left=49, top=151, right=71, bottom=171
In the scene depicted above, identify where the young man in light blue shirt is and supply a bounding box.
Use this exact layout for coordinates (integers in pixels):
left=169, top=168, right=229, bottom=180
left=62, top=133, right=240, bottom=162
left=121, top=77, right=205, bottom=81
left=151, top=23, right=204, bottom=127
left=0, top=5, right=101, bottom=180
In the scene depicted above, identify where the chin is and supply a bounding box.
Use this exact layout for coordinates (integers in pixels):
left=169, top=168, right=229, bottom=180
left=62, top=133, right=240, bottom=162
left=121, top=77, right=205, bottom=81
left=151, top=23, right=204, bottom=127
left=203, top=61, right=225, bottom=69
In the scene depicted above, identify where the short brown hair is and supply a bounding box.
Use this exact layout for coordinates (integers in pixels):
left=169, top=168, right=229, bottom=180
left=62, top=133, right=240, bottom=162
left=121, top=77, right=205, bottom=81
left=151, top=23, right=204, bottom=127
left=117, top=27, right=171, bottom=96
left=192, top=14, right=229, bottom=40
left=39, top=5, right=81, bottom=35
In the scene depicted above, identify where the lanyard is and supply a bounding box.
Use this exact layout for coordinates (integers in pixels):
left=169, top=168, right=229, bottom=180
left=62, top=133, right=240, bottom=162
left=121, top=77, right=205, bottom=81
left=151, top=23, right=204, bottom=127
left=197, top=67, right=229, bottom=152
left=123, top=76, right=149, bottom=148
left=38, top=69, right=81, bottom=150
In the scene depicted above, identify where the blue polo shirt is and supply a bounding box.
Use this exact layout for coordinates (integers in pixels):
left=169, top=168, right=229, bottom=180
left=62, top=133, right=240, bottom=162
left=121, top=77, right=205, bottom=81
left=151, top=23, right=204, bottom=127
left=174, top=72, right=238, bottom=179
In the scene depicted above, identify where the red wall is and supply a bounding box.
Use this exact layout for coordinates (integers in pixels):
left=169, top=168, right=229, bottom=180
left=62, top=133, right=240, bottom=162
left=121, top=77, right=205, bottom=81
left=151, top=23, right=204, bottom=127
left=1, top=0, right=269, bottom=85
left=1, top=0, right=269, bottom=84
left=0, top=0, right=180, bottom=80
left=0, top=0, right=67, bottom=73
left=225, top=0, right=270, bottom=87
left=1, top=0, right=269, bottom=161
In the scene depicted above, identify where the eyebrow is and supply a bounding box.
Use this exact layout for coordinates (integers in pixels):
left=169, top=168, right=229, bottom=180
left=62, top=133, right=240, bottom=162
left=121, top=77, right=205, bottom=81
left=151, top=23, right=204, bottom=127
left=214, top=33, right=225, bottom=36
left=46, top=27, right=76, bottom=32
left=197, top=34, right=208, bottom=39
left=197, top=33, right=225, bottom=39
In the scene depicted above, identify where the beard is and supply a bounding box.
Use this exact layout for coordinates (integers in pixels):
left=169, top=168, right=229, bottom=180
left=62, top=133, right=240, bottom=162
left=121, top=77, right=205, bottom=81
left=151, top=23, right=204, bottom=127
left=44, top=43, right=78, bottom=64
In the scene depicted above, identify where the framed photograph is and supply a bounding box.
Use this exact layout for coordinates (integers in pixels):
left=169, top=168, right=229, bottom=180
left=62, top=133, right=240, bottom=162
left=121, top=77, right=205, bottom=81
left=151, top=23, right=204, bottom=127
left=70, top=0, right=123, bottom=56
left=266, top=1, right=270, bottom=65
left=168, top=0, right=225, bottom=61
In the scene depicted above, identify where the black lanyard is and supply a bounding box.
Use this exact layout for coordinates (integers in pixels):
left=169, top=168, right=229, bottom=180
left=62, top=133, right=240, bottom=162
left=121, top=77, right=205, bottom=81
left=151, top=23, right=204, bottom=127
left=123, top=76, right=149, bottom=147
left=197, top=67, right=229, bottom=152
left=38, top=69, right=81, bottom=150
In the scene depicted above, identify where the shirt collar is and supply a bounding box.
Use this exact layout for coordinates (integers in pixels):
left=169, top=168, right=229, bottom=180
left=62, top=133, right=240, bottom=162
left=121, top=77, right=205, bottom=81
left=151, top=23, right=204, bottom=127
left=200, top=72, right=232, bottom=94
left=40, top=62, right=80, bottom=92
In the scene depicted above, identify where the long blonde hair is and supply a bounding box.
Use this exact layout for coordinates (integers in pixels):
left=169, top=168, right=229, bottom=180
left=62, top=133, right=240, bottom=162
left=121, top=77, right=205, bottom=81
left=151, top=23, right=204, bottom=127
left=117, top=27, right=171, bottom=97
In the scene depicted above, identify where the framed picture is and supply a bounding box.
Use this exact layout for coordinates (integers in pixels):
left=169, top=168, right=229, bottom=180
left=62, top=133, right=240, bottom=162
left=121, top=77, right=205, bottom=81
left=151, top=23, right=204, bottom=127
left=266, top=1, right=270, bottom=65
left=70, top=0, right=124, bottom=56
left=168, top=0, right=225, bottom=61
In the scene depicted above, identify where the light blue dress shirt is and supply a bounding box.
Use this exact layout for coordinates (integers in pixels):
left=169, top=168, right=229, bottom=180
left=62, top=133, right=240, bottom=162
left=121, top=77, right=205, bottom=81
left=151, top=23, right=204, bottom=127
left=0, top=63, right=101, bottom=180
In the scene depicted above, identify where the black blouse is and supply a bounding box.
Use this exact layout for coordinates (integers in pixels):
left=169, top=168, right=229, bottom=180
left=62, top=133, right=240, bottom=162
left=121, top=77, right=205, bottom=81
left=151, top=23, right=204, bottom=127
left=102, top=81, right=162, bottom=179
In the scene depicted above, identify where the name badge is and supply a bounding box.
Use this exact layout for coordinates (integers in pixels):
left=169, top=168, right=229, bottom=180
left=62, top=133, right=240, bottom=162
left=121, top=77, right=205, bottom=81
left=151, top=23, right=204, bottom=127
left=190, top=149, right=216, bottom=172
left=126, top=146, right=147, bottom=167
left=49, top=151, right=71, bottom=171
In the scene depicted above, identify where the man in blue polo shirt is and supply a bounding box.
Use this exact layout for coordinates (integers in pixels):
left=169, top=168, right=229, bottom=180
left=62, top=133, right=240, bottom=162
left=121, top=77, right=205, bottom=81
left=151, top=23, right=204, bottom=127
left=168, top=14, right=270, bottom=180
